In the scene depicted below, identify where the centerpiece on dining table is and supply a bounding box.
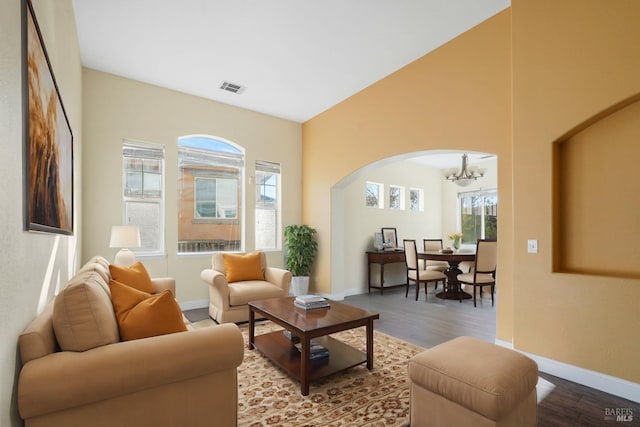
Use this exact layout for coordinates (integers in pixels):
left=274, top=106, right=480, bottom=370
left=448, top=232, right=464, bottom=251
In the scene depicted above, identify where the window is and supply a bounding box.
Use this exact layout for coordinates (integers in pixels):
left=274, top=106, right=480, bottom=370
left=178, top=135, right=244, bottom=253
left=389, top=185, right=404, bottom=210
left=122, top=140, right=164, bottom=256
left=366, top=182, right=383, bottom=208
left=409, top=188, right=423, bottom=211
left=194, top=177, right=237, bottom=219
left=255, top=161, right=281, bottom=250
left=459, top=189, right=498, bottom=244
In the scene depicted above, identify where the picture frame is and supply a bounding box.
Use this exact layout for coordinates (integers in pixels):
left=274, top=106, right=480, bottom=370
left=381, top=227, right=397, bottom=248
left=24, top=0, right=74, bottom=235
left=373, top=231, right=383, bottom=250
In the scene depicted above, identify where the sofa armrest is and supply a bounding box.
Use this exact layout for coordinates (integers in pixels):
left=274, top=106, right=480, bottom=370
left=19, top=324, right=244, bottom=420
left=265, top=267, right=292, bottom=295
left=151, top=277, right=176, bottom=295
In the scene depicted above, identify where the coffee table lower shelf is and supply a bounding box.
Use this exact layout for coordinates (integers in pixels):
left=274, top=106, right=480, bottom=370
left=252, top=330, right=367, bottom=386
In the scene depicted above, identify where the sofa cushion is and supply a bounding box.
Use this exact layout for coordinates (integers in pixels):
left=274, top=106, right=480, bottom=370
left=77, top=262, right=111, bottom=287
left=223, top=252, right=264, bottom=283
left=53, top=273, right=120, bottom=351
left=228, top=280, right=286, bottom=306
left=109, top=280, right=187, bottom=341
left=109, top=262, right=154, bottom=293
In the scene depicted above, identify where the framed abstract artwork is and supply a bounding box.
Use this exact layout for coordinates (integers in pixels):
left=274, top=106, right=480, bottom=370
left=24, top=0, right=74, bottom=235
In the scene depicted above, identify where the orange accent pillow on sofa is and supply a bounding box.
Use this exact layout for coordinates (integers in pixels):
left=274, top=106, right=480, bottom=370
left=222, top=252, right=264, bottom=283
left=109, top=280, right=186, bottom=341
left=109, top=262, right=154, bottom=293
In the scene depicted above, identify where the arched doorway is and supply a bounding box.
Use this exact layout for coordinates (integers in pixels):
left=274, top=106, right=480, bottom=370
left=330, top=150, right=497, bottom=298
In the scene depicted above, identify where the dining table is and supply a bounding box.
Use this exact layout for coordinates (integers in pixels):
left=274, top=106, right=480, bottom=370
left=418, top=251, right=476, bottom=300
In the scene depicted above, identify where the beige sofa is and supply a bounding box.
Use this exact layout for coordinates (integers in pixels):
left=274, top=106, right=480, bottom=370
left=201, top=252, right=292, bottom=323
left=18, top=256, right=244, bottom=427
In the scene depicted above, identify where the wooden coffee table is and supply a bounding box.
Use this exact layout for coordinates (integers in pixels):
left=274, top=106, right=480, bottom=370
left=248, top=297, right=379, bottom=396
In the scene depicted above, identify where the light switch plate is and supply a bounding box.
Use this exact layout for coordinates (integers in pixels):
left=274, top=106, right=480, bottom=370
left=527, top=239, right=538, bottom=253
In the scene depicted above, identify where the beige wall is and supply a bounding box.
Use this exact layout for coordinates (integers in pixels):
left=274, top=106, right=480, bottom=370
left=82, top=69, right=302, bottom=304
left=0, top=0, right=82, bottom=425
left=511, top=0, right=640, bottom=382
left=302, top=10, right=513, bottom=337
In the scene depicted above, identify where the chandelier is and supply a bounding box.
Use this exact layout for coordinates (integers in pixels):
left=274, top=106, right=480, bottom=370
left=443, top=154, right=486, bottom=187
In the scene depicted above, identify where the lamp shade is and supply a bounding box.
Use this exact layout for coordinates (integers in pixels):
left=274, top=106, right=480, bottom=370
left=109, top=225, right=141, bottom=248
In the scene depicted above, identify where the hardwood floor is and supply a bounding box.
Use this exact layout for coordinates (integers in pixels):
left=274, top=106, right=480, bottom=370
left=185, top=284, right=639, bottom=426
left=344, top=285, right=640, bottom=427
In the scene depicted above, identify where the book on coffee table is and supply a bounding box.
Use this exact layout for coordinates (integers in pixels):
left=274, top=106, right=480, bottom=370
left=294, top=340, right=329, bottom=360
left=294, top=295, right=330, bottom=310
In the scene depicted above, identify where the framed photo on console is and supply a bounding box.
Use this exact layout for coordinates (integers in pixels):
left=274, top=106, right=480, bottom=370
left=381, top=227, right=397, bottom=249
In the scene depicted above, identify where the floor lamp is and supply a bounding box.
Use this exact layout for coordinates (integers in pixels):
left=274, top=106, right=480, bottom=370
left=110, top=225, right=141, bottom=267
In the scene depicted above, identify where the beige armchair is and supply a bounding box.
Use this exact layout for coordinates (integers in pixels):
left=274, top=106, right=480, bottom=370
left=201, top=252, right=292, bottom=323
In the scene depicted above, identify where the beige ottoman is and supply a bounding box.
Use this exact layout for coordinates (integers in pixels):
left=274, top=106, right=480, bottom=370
left=408, top=336, right=538, bottom=427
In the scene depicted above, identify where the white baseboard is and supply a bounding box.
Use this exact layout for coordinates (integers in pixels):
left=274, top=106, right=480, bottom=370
left=179, top=299, right=208, bottom=311
left=495, top=339, right=640, bottom=403
left=321, top=287, right=364, bottom=301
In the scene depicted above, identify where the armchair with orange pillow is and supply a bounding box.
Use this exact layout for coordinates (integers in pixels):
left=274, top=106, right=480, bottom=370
left=201, top=251, right=292, bottom=323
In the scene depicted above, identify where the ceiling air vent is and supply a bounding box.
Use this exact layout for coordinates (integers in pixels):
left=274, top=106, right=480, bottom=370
left=219, top=81, right=246, bottom=94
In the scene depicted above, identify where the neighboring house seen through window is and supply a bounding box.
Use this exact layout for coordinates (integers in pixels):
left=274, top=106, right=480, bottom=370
left=178, top=135, right=244, bottom=253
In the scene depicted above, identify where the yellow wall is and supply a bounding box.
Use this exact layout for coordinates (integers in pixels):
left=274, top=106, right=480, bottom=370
left=512, top=0, right=640, bottom=382
left=302, top=10, right=513, bottom=339
left=556, top=99, right=640, bottom=278
left=82, top=69, right=302, bottom=303
left=303, top=0, right=640, bottom=384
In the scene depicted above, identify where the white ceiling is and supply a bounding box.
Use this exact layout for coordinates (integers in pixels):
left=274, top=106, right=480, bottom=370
left=72, top=0, right=509, bottom=123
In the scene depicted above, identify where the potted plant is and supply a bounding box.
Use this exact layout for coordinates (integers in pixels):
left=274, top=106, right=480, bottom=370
left=283, top=224, right=318, bottom=296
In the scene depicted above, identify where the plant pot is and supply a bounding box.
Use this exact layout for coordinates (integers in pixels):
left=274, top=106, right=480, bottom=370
left=291, top=276, right=310, bottom=296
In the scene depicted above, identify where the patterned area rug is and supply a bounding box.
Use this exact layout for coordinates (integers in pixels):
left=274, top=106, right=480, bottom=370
left=193, top=319, right=425, bottom=426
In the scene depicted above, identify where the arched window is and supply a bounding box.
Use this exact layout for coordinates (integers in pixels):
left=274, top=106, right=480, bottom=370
left=177, top=135, right=244, bottom=253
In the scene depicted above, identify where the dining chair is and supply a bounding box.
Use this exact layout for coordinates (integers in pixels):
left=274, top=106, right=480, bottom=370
left=457, top=239, right=497, bottom=307
left=403, top=239, right=446, bottom=301
left=422, top=239, right=449, bottom=273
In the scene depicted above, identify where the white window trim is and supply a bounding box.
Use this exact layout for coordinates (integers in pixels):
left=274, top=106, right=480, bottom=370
left=456, top=187, right=498, bottom=247
left=255, top=160, right=281, bottom=251
left=122, top=139, right=165, bottom=258
left=366, top=181, right=384, bottom=209
left=177, top=135, right=245, bottom=255
left=409, top=187, right=424, bottom=212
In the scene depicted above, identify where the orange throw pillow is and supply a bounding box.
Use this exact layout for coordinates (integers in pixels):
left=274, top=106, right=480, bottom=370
left=109, top=262, right=154, bottom=293
left=109, top=280, right=186, bottom=341
left=223, top=252, right=264, bottom=283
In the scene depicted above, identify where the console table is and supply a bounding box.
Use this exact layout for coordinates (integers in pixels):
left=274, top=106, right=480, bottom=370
left=366, top=250, right=406, bottom=295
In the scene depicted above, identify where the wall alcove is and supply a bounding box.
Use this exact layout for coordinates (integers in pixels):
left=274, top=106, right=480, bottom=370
left=553, top=94, right=640, bottom=279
